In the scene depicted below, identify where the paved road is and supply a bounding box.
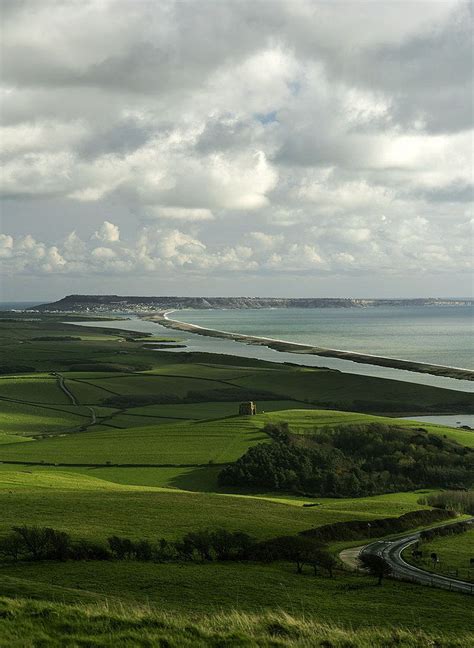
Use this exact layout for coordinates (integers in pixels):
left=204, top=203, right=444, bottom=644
left=357, top=518, right=474, bottom=595
left=339, top=545, right=363, bottom=570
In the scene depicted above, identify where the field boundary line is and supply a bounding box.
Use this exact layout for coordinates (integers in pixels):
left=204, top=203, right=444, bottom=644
left=0, top=395, right=90, bottom=419
left=66, top=377, right=122, bottom=397
left=0, top=459, right=230, bottom=468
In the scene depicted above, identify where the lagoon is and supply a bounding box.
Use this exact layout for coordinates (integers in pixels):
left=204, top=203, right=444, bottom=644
left=71, top=315, right=473, bottom=394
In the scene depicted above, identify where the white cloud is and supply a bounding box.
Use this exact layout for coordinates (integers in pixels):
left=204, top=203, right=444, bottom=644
left=128, top=146, right=278, bottom=211
left=91, top=246, right=117, bottom=260
left=147, top=207, right=214, bottom=221
left=93, top=221, right=120, bottom=243
left=249, top=232, right=284, bottom=250
left=0, top=234, right=14, bottom=258
left=0, top=0, right=471, bottom=296
left=2, top=215, right=471, bottom=281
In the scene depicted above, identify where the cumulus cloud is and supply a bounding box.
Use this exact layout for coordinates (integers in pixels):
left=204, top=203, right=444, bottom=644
left=0, top=0, right=472, bottom=296
left=0, top=234, right=14, bottom=258
left=93, top=221, right=120, bottom=243
left=147, top=207, right=214, bottom=221
left=1, top=217, right=472, bottom=282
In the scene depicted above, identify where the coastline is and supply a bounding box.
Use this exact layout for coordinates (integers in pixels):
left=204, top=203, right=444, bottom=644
left=143, top=311, right=474, bottom=382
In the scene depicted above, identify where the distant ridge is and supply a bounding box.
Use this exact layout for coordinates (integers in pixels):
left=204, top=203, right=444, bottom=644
left=33, top=294, right=473, bottom=313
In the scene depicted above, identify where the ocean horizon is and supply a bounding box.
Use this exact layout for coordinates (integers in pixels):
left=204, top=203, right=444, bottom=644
left=0, top=302, right=43, bottom=310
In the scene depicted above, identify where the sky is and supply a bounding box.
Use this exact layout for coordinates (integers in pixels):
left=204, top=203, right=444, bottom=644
left=0, top=0, right=472, bottom=300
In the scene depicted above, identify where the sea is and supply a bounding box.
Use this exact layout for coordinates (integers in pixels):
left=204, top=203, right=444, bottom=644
left=175, top=305, right=474, bottom=370
left=2, top=300, right=473, bottom=396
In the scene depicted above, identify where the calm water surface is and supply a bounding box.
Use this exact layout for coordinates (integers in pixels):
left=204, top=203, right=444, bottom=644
left=401, top=414, right=474, bottom=428
left=176, top=306, right=474, bottom=370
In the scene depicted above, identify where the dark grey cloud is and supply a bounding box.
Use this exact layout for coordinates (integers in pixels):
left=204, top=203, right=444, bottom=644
left=77, top=119, right=158, bottom=159
left=355, top=5, right=473, bottom=132
left=414, top=182, right=474, bottom=204
left=195, top=117, right=272, bottom=154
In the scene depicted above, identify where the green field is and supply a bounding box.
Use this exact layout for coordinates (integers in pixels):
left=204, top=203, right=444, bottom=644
left=0, top=597, right=471, bottom=648
left=0, top=467, right=435, bottom=541
left=0, top=418, right=267, bottom=464
left=0, top=464, right=471, bottom=639
left=0, top=433, right=32, bottom=446
left=0, top=561, right=471, bottom=635
left=0, top=312, right=473, bottom=645
left=0, top=408, right=471, bottom=468
left=124, top=398, right=314, bottom=420
left=0, top=463, right=224, bottom=491
left=0, top=399, right=91, bottom=437
left=58, top=377, right=117, bottom=404
left=403, top=529, right=474, bottom=582
left=1, top=316, right=472, bottom=413
left=0, top=375, right=70, bottom=405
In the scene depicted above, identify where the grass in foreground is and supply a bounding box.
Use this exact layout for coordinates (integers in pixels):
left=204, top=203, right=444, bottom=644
left=1, top=561, right=473, bottom=636
left=2, top=596, right=471, bottom=648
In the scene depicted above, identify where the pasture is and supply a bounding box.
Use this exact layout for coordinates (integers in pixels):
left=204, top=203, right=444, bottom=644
left=1, top=314, right=472, bottom=415
left=0, top=408, right=472, bottom=466
left=0, top=312, right=473, bottom=645
left=0, top=561, right=472, bottom=636
left=404, top=529, right=474, bottom=582
left=0, top=375, right=69, bottom=405
left=0, top=399, right=91, bottom=437
left=0, top=465, right=435, bottom=541
left=0, top=417, right=267, bottom=464
left=256, top=409, right=474, bottom=447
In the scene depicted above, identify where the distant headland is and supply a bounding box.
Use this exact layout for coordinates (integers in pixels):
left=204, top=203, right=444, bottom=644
left=33, top=294, right=473, bottom=313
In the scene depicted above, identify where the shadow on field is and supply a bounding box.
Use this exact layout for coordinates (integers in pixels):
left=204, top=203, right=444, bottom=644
left=168, top=466, right=221, bottom=492
left=167, top=466, right=274, bottom=496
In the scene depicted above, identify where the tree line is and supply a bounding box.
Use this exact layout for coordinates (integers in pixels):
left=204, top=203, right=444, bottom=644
left=419, top=520, right=471, bottom=543
left=0, top=526, right=338, bottom=578
left=102, top=388, right=284, bottom=409
left=219, top=422, right=474, bottom=497
left=300, top=508, right=456, bottom=542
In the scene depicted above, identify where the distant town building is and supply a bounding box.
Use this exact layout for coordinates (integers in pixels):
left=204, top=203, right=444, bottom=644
left=239, top=401, right=257, bottom=416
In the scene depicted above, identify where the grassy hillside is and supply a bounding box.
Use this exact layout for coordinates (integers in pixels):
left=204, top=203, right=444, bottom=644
left=0, top=562, right=472, bottom=634
left=1, top=312, right=473, bottom=645
left=257, top=409, right=474, bottom=446
left=403, top=529, right=474, bottom=582
left=0, top=399, right=91, bottom=437
left=0, top=375, right=71, bottom=404
left=0, top=467, right=435, bottom=540
left=1, top=596, right=472, bottom=648
left=0, top=418, right=267, bottom=464
left=0, top=409, right=471, bottom=469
